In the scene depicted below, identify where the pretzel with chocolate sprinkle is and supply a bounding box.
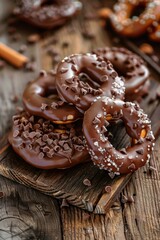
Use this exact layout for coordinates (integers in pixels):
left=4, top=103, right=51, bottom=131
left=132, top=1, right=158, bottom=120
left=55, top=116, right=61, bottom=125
left=13, top=0, right=82, bottom=29
left=8, top=111, right=89, bottom=169
left=100, top=0, right=160, bottom=40
left=108, top=0, right=160, bottom=38
left=83, top=96, right=155, bottom=174
left=56, top=53, right=125, bottom=112
left=93, top=47, right=150, bottom=101
left=23, top=70, right=82, bottom=124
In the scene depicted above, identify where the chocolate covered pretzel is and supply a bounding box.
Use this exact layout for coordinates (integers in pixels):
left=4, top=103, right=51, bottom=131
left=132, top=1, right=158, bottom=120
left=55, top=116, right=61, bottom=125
left=56, top=53, right=125, bottom=112
left=83, top=96, right=155, bottom=174
left=108, top=0, right=160, bottom=38
left=93, top=47, right=150, bottom=101
left=23, top=70, right=82, bottom=124
left=13, top=0, right=82, bottom=29
left=8, top=111, right=89, bottom=169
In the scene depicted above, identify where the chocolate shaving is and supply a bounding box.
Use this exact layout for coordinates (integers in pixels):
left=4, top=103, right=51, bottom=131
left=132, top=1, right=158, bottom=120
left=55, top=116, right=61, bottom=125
left=51, top=102, right=58, bottom=109
left=38, top=152, right=44, bottom=159
left=13, top=130, right=19, bottom=138
left=104, top=185, right=112, bottom=193
left=83, top=178, right=92, bottom=187
left=108, top=172, right=115, bottom=179
left=128, top=163, right=136, bottom=170
left=61, top=199, right=69, bottom=208
left=101, top=75, right=108, bottom=82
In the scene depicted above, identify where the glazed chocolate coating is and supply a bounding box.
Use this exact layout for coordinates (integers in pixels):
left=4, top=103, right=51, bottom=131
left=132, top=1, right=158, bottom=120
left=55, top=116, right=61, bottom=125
left=13, top=0, right=82, bottom=29
left=109, top=0, right=160, bottom=38
left=93, top=47, right=150, bottom=100
left=83, top=96, right=155, bottom=174
left=23, top=71, right=82, bottom=124
left=8, top=112, right=89, bottom=169
left=56, top=53, right=125, bottom=112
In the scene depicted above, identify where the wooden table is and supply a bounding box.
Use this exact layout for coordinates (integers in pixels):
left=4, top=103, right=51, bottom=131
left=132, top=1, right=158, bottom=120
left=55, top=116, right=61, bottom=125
left=0, top=1, right=160, bottom=239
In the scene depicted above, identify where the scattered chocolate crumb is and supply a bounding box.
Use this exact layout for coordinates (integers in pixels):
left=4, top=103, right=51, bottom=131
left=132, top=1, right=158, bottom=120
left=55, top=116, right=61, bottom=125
left=30, top=56, right=36, bottom=62
left=51, top=102, right=58, bottom=109
left=10, top=95, right=18, bottom=103
left=62, top=41, right=69, bottom=48
left=148, top=95, right=156, bottom=104
left=41, top=103, right=48, bottom=111
left=108, top=172, right=115, bottom=179
left=25, top=61, right=36, bottom=72
left=0, top=60, right=5, bottom=70
left=104, top=185, right=112, bottom=193
left=11, top=33, right=21, bottom=41
left=139, top=43, right=154, bottom=55
left=83, top=178, right=92, bottom=187
left=19, top=44, right=27, bottom=53
left=39, top=70, right=47, bottom=77
left=47, top=48, right=59, bottom=57
left=27, top=34, right=40, bottom=44
left=61, top=199, right=69, bottom=208
left=52, top=55, right=61, bottom=65
left=43, top=38, right=58, bottom=47
left=83, top=212, right=90, bottom=220
left=151, top=55, right=159, bottom=63
left=0, top=192, right=4, bottom=198
left=82, top=31, right=95, bottom=39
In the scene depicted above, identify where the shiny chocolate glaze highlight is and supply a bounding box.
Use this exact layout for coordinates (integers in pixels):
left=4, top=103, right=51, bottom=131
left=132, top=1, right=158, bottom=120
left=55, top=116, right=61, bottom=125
left=8, top=112, right=89, bottom=169
left=13, top=0, right=82, bottom=29
left=83, top=96, right=155, bottom=174
left=23, top=71, right=82, bottom=124
left=56, top=53, right=125, bottom=112
left=93, top=47, right=150, bottom=101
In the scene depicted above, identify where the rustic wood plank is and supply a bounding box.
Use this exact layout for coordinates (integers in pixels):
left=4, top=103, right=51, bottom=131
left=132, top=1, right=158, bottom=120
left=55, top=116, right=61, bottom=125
left=0, top=174, right=62, bottom=240
left=61, top=201, right=126, bottom=240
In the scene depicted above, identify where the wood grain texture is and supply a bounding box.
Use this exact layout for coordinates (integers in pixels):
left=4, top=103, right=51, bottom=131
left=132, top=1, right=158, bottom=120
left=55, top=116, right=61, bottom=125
left=0, top=0, right=160, bottom=239
left=0, top=175, right=62, bottom=240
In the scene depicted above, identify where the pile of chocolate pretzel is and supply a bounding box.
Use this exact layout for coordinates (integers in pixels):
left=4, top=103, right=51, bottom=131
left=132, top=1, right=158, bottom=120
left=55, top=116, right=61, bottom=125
left=9, top=47, right=155, bottom=175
